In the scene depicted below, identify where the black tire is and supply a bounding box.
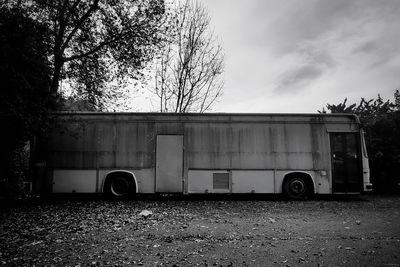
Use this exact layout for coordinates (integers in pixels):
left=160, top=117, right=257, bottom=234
left=104, top=175, right=135, bottom=199
left=283, top=176, right=309, bottom=200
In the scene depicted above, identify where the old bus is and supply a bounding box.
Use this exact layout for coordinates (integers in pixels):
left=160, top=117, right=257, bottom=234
left=32, top=112, right=372, bottom=199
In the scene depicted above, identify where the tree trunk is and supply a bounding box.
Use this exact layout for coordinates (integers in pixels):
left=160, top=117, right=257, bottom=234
left=50, top=58, right=63, bottom=96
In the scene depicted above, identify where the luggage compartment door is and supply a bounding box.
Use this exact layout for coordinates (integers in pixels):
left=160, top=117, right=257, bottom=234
left=156, top=135, right=183, bottom=193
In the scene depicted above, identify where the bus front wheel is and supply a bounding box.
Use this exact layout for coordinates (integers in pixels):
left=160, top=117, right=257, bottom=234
left=104, top=175, right=135, bottom=199
left=283, top=176, right=309, bottom=200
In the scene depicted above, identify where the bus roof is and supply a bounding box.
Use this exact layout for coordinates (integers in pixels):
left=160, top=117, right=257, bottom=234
left=53, top=112, right=360, bottom=124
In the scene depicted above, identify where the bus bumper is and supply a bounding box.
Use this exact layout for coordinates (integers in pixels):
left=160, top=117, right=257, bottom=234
left=363, top=183, right=373, bottom=192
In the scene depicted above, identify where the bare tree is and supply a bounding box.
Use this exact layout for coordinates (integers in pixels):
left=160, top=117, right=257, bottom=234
left=154, top=0, right=224, bottom=113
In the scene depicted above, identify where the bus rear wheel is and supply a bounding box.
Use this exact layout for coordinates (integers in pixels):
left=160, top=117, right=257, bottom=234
left=104, top=175, right=135, bottom=199
left=283, top=176, right=309, bottom=200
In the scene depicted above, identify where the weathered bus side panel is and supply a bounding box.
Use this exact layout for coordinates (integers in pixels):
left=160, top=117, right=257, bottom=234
left=46, top=117, right=190, bottom=193
left=184, top=122, right=332, bottom=194
left=38, top=113, right=364, bottom=195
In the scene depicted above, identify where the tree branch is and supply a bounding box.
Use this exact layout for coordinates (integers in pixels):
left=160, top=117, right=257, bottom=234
left=62, top=30, right=129, bottom=62
left=60, top=0, right=99, bottom=52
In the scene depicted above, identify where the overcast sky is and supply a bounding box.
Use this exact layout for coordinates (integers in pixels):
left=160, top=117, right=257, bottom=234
left=133, top=0, right=400, bottom=113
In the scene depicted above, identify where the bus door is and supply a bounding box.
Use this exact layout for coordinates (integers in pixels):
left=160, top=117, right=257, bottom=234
left=155, top=135, right=184, bottom=193
left=330, top=132, right=362, bottom=193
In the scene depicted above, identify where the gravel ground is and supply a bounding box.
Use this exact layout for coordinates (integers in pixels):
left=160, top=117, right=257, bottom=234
left=0, top=195, right=399, bottom=267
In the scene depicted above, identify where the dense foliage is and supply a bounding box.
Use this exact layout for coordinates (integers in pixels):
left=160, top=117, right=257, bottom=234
left=321, top=91, right=400, bottom=193
left=2, top=0, right=167, bottom=111
left=0, top=7, right=57, bottom=197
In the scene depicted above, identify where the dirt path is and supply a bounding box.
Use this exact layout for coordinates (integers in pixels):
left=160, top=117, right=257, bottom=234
left=1, top=195, right=400, bottom=266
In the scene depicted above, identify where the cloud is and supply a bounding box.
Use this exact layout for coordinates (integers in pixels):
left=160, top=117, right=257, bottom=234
left=193, top=0, right=400, bottom=113
left=270, top=0, right=400, bottom=94
left=274, top=41, right=336, bottom=92
left=352, top=34, right=400, bottom=68
left=296, top=45, right=336, bottom=69
left=278, top=65, right=323, bottom=90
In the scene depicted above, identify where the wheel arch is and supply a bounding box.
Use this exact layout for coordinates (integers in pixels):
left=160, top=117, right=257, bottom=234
left=282, top=171, right=315, bottom=195
left=102, top=170, right=138, bottom=194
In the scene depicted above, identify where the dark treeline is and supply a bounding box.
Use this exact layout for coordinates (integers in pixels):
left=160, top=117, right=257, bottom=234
left=0, top=7, right=56, bottom=198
